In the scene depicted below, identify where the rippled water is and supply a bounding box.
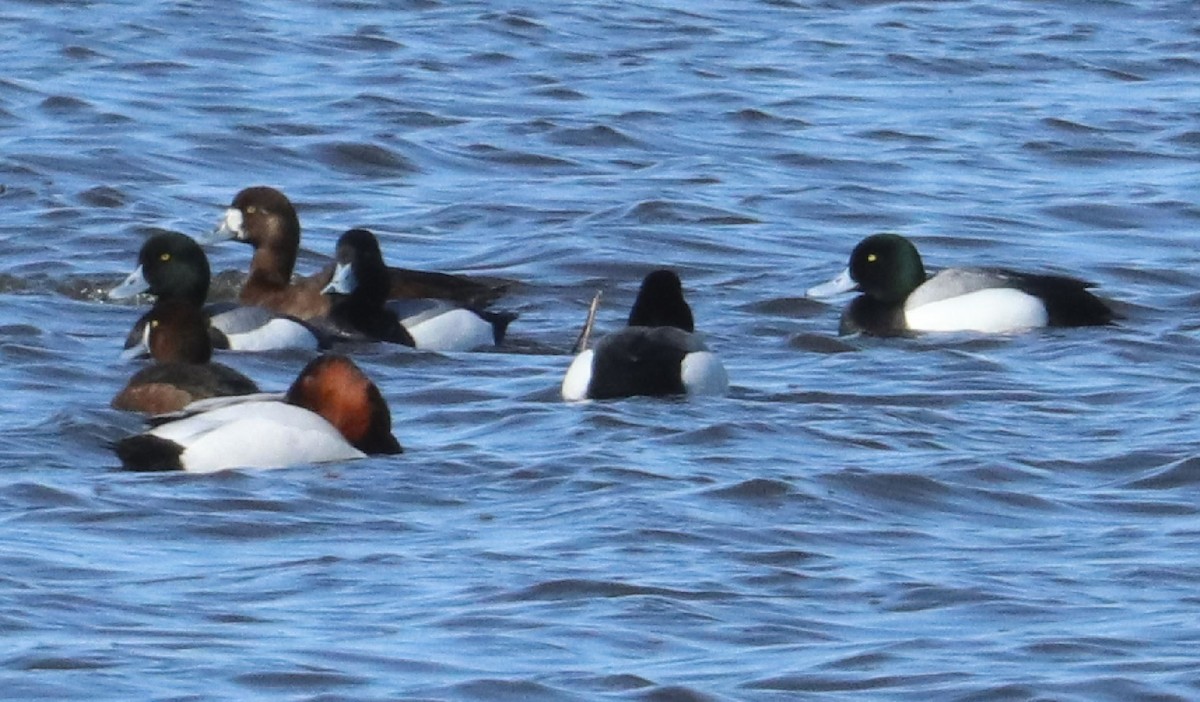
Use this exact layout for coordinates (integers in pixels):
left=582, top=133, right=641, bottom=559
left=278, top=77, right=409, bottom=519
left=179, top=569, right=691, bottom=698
left=3, top=1, right=1200, bottom=699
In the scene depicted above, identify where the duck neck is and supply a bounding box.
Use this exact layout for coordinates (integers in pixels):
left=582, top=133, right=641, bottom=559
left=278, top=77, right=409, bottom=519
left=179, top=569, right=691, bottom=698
left=246, top=242, right=296, bottom=291
left=148, top=301, right=213, bottom=364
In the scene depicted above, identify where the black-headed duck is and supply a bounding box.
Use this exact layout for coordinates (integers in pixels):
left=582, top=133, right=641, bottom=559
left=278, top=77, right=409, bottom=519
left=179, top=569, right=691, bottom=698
left=322, top=228, right=515, bottom=351
left=807, top=233, right=1116, bottom=336
left=112, top=299, right=260, bottom=414
left=562, top=270, right=728, bottom=401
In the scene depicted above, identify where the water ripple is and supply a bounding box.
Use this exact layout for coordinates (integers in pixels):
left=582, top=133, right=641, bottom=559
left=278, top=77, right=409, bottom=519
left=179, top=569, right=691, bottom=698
left=1, top=1, right=1199, bottom=700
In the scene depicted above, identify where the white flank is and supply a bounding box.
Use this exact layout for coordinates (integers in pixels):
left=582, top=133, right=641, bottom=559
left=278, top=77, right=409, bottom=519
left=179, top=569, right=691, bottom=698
left=214, top=314, right=319, bottom=352
left=905, top=288, right=1049, bottom=333
left=149, top=401, right=365, bottom=473
left=681, top=351, right=729, bottom=396
left=406, top=308, right=493, bottom=352
left=561, top=350, right=595, bottom=401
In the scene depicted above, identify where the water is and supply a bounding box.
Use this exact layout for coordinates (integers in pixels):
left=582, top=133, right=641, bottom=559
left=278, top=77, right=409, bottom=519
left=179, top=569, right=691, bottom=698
left=2, top=0, right=1200, bottom=699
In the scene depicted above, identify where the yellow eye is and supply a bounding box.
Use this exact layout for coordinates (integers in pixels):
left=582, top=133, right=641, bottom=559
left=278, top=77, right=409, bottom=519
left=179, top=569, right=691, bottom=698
left=246, top=206, right=257, bottom=214
left=867, top=253, right=877, bottom=263
left=150, top=319, right=160, bottom=328
left=160, top=252, right=171, bottom=261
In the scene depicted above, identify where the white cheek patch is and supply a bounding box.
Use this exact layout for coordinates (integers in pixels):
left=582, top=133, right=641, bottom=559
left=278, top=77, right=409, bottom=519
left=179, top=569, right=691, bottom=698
left=222, top=208, right=244, bottom=237
left=906, top=288, right=1049, bottom=333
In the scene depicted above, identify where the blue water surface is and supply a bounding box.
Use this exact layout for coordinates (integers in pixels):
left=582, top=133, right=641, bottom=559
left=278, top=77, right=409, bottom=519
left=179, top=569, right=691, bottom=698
left=2, top=1, right=1200, bottom=700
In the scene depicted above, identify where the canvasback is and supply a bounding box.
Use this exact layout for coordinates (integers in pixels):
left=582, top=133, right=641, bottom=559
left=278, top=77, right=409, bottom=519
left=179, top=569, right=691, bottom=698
left=115, top=354, right=402, bottom=472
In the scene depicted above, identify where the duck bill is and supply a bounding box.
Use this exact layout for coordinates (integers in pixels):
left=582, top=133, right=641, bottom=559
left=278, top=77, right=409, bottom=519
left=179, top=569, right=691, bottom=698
left=119, top=341, right=149, bottom=360
left=120, top=320, right=151, bottom=360
left=321, top=262, right=357, bottom=295
left=806, top=267, right=859, bottom=299
left=108, top=264, right=151, bottom=300
left=200, top=207, right=245, bottom=244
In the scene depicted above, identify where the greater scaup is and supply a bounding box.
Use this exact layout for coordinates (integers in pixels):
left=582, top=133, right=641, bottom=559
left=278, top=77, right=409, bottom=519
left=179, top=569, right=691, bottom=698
left=807, top=233, right=1116, bottom=336
left=115, top=354, right=401, bottom=472
left=322, top=228, right=515, bottom=351
left=109, top=232, right=321, bottom=352
left=562, top=270, right=728, bottom=401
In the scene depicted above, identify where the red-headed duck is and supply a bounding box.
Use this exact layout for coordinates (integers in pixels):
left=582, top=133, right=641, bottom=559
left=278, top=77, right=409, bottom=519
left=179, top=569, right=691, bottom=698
left=562, top=270, right=728, bottom=401
left=206, top=186, right=509, bottom=318
left=112, top=299, right=260, bottom=414
left=115, top=354, right=402, bottom=472
left=109, top=232, right=322, bottom=352
left=322, top=228, right=516, bottom=351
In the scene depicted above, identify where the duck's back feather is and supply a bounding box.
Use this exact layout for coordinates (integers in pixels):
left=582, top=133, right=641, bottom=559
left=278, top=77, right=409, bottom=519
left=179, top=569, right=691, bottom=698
left=905, top=267, right=1113, bottom=329
left=1003, top=270, right=1114, bottom=326
left=584, top=326, right=701, bottom=400
left=146, top=401, right=366, bottom=472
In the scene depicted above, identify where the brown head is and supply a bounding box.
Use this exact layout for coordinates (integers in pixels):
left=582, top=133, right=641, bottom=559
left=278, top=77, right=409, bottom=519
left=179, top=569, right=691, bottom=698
left=215, top=186, right=302, bottom=286
left=285, top=354, right=402, bottom=455
left=210, top=186, right=333, bottom=318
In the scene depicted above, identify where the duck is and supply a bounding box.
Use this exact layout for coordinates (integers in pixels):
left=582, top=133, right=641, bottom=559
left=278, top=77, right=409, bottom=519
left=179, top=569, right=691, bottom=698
left=112, top=300, right=260, bottom=414
left=114, top=354, right=402, bottom=473
left=806, top=233, right=1116, bottom=336
left=109, top=232, right=322, bottom=352
left=206, top=186, right=508, bottom=320
left=321, top=228, right=516, bottom=351
left=561, top=269, right=728, bottom=401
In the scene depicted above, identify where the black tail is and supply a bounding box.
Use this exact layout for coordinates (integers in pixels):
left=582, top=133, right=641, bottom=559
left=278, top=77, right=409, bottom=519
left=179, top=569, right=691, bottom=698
left=1013, top=273, right=1115, bottom=327
left=113, top=435, right=185, bottom=472
left=483, top=310, right=519, bottom=345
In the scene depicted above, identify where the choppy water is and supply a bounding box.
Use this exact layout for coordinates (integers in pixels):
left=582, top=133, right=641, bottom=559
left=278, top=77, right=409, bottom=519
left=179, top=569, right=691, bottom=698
left=2, top=1, right=1200, bottom=699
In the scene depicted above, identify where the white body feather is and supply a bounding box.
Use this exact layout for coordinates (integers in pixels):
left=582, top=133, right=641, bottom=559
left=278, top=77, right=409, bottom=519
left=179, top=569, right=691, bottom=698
left=210, top=308, right=319, bottom=352
left=148, top=401, right=365, bottom=473
left=561, top=349, right=595, bottom=401
left=905, top=287, right=1048, bottom=333
left=401, top=305, right=495, bottom=352
left=560, top=343, right=728, bottom=401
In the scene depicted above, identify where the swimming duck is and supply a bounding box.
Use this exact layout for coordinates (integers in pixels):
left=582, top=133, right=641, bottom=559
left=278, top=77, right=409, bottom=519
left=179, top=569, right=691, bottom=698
left=114, top=354, right=402, bottom=472
left=807, top=233, right=1116, bottom=336
left=112, top=299, right=260, bottom=414
left=207, top=186, right=508, bottom=319
left=109, top=232, right=321, bottom=352
left=321, top=228, right=515, bottom=351
left=561, top=270, right=728, bottom=401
